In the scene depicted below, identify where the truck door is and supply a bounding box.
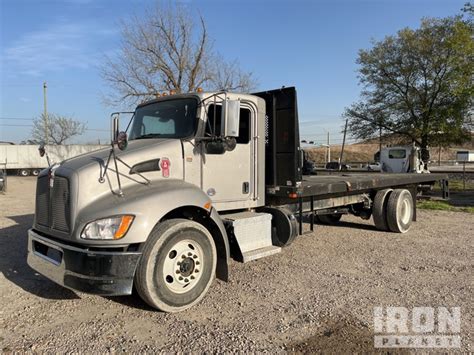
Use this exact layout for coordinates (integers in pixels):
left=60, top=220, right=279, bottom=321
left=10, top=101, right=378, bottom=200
left=201, top=102, right=255, bottom=209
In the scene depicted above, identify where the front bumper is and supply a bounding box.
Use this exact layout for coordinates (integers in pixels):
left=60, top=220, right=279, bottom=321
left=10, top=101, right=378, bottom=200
left=27, top=229, right=141, bottom=296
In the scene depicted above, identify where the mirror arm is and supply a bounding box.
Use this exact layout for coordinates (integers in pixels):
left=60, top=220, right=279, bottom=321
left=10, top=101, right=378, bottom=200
left=212, top=95, right=217, bottom=139
left=99, top=140, right=149, bottom=197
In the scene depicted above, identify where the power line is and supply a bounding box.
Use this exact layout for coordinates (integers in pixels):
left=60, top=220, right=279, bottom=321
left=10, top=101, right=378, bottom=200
left=0, top=117, right=34, bottom=121
left=0, top=123, right=109, bottom=132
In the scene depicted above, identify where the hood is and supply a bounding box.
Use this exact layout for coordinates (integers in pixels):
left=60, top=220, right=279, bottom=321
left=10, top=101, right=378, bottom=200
left=59, top=138, right=177, bottom=172
left=52, top=138, right=185, bottom=219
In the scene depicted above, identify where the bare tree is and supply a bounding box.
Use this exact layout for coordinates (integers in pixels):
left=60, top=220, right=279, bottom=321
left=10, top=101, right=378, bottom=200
left=32, top=113, right=86, bottom=145
left=101, top=2, right=257, bottom=106
left=211, top=56, right=256, bottom=92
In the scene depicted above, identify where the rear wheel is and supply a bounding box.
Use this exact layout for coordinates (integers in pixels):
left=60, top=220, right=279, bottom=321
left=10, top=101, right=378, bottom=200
left=318, top=213, right=342, bottom=225
left=386, top=189, right=414, bottom=233
left=19, top=169, right=29, bottom=177
left=135, top=219, right=217, bottom=312
left=372, top=189, right=393, bottom=231
left=31, top=169, right=40, bottom=176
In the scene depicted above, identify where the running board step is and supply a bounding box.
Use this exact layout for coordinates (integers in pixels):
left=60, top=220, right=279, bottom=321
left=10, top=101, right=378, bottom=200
left=242, top=245, right=281, bottom=262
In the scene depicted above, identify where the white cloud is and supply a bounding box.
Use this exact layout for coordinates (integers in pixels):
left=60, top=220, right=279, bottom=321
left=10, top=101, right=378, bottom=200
left=3, top=20, right=116, bottom=76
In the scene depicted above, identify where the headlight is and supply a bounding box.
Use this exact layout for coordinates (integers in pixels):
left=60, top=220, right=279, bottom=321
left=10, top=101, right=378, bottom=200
left=81, top=215, right=134, bottom=240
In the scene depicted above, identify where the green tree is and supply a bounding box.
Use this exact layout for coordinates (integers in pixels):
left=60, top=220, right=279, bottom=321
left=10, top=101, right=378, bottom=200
left=344, top=15, right=473, bottom=162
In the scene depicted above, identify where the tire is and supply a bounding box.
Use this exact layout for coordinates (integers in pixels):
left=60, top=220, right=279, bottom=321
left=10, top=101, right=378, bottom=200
left=31, top=169, right=40, bottom=176
left=135, top=219, right=217, bottom=312
left=386, top=189, right=414, bottom=233
left=372, top=189, right=393, bottom=231
left=19, top=169, right=29, bottom=177
left=318, top=213, right=342, bottom=225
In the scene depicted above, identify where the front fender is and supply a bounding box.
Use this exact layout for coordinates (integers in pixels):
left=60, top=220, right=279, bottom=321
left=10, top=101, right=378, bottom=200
left=74, top=179, right=215, bottom=245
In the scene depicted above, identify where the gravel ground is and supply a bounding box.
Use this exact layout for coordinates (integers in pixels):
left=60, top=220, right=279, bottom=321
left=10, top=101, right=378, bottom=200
left=1, top=177, right=472, bottom=353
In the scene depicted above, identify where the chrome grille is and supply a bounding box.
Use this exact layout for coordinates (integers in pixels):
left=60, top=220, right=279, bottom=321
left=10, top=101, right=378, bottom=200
left=51, top=177, right=70, bottom=232
left=35, top=176, right=49, bottom=226
left=35, top=175, right=71, bottom=233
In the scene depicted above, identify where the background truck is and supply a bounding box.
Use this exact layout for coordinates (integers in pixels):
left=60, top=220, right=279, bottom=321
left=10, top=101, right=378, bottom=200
left=374, top=145, right=426, bottom=173
left=0, top=144, right=105, bottom=176
left=27, top=87, right=448, bottom=312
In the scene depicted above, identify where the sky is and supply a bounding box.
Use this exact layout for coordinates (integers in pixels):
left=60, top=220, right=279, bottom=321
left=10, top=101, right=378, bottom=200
left=0, top=0, right=466, bottom=145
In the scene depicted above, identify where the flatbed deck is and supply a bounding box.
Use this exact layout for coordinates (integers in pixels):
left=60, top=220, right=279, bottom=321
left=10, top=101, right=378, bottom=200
left=299, top=173, right=448, bottom=198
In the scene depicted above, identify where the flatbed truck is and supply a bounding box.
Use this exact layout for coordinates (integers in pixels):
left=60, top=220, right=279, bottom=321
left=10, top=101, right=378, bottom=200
left=27, top=87, right=448, bottom=312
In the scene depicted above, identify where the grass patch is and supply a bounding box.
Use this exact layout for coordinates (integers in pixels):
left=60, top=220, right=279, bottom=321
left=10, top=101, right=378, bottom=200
left=417, top=200, right=474, bottom=213
left=433, top=180, right=474, bottom=191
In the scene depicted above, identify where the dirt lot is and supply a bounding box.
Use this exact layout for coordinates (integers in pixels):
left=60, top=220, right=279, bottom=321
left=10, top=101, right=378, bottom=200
left=1, top=177, right=472, bottom=352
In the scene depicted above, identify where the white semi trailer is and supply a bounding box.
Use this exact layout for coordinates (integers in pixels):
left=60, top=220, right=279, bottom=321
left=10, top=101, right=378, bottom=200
left=0, top=144, right=106, bottom=176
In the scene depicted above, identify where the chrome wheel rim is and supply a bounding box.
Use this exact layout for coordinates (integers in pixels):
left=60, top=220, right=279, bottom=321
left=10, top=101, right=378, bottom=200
left=400, top=198, right=411, bottom=224
left=161, top=239, right=204, bottom=294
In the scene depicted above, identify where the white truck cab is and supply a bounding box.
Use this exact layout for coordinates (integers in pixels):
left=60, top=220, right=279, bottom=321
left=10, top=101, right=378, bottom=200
left=379, top=145, right=426, bottom=173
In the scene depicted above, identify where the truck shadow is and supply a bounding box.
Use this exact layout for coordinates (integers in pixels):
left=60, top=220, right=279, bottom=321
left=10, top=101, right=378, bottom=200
left=325, top=220, right=379, bottom=232
left=0, top=214, right=79, bottom=300
left=301, top=216, right=379, bottom=232
left=104, top=293, right=156, bottom=312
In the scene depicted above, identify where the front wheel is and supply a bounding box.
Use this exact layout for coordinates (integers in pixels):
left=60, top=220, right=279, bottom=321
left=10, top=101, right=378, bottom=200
left=135, top=219, right=216, bottom=312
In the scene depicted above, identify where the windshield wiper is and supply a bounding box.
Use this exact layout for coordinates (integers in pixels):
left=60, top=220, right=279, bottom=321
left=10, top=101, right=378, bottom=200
left=134, top=133, right=164, bottom=140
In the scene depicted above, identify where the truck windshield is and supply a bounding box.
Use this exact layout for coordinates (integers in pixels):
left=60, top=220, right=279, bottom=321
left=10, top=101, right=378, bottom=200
left=129, top=98, right=198, bottom=140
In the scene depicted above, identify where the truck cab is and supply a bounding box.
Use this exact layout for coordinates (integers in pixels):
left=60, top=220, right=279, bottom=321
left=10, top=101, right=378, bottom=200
left=27, top=90, right=278, bottom=312
left=378, top=145, right=426, bottom=173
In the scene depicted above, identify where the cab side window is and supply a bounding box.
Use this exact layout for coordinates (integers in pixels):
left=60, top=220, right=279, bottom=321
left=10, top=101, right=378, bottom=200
left=205, top=104, right=222, bottom=137
left=205, top=104, right=251, bottom=144
left=237, top=108, right=251, bottom=144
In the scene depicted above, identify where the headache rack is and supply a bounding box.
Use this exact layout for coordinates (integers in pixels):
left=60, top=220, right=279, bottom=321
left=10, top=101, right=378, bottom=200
left=253, top=87, right=302, bottom=200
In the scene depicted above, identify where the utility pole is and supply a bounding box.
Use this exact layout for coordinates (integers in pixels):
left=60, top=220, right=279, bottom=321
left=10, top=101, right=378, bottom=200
left=43, top=82, right=49, bottom=145
left=327, top=131, right=330, bottom=163
left=339, top=119, right=348, bottom=170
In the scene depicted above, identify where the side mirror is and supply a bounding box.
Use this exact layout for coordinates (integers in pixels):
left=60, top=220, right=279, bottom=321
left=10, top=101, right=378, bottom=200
left=205, top=140, right=226, bottom=155
left=38, top=142, right=51, bottom=167
left=221, top=99, right=240, bottom=137
left=112, top=115, right=119, bottom=143
left=38, top=144, right=45, bottom=157
left=117, top=131, right=128, bottom=151
left=224, top=137, right=236, bottom=152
